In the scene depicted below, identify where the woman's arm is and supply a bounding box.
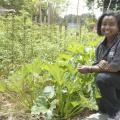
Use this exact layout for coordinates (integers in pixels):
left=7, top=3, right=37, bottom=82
left=91, top=60, right=118, bottom=72
left=78, top=65, right=101, bottom=73
left=78, top=41, right=120, bottom=73
left=78, top=60, right=118, bottom=74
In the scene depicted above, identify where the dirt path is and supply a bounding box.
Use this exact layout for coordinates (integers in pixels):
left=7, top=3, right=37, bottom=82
left=0, top=94, right=99, bottom=120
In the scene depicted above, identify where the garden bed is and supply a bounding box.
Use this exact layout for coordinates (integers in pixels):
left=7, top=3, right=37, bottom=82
left=0, top=94, right=96, bottom=120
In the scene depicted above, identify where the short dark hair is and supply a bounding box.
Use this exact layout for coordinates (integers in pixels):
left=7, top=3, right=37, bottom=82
left=97, top=11, right=120, bottom=36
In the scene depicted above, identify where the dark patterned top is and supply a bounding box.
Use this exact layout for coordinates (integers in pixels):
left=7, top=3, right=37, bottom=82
left=94, top=33, right=120, bottom=71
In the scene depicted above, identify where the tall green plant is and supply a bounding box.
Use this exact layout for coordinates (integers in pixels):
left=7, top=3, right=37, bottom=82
left=31, top=42, right=100, bottom=119
left=0, top=60, right=46, bottom=109
left=31, top=62, right=97, bottom=120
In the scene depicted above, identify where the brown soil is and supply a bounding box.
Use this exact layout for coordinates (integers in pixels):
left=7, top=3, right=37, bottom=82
left=0, top=94, right=32, bottom=120
left=0, top=94, right=96, bottom=120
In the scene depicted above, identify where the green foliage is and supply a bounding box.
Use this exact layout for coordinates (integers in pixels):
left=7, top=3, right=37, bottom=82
left=0, top=10, right=102, bottom=119
left=0, top=40, right=100, bottom=119
left=86, top=0, right=103, bottom=9
left=0, top=0, right=68, bottom=20
left=31, top=41, right=100, bottom=119
left=86, top=0, right=120, bottom=11
left=0, top=13, right=76, bottom=77
left=64, top=13, right=96, bottom=25
left=0, top=59, right=46, bottom=109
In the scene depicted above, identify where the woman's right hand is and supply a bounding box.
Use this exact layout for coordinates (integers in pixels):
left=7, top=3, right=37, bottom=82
left=77, top=65, right=91, bottom=74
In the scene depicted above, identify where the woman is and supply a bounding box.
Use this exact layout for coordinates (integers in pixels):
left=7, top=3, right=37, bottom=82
left=78, top=12, right=120, bottom=120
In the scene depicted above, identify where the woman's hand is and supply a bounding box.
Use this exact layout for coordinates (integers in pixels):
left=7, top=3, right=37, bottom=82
left=77, top=60, right=109, bottom=74
left=98, top=60, right=117, bottom=72
left=77, top=65, right=91, bottom=74
left=98, top=60, right=108, bottom=68
left=98, top=60, right=108, bottom=67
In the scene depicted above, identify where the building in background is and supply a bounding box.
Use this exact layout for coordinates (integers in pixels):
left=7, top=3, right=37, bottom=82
left=0, top=6, right=15, bottom=15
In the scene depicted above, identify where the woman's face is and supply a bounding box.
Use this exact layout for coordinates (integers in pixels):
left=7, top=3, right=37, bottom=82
left=101, top=15, right=119, bottom=38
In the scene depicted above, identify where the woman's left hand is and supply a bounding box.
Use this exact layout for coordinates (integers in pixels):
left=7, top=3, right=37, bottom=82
left=98, top=60, right=108, bottom=68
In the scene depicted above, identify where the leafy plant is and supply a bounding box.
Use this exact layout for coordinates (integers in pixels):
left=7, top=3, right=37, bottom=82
left=0, top=59, right=47, bottom=109
left=31, top=42, right=100, bottom=119
left=0, top=11, right=101, bottom=119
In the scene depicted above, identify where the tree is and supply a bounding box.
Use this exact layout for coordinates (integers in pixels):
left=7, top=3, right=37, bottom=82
left=103, top=0, right=120, bottom=11
left=0, top=0, right=69, bottom=24
left=86, top=0, right=120, bottom=12
left=63, top=13, right=96, bottom=25
left=0, top=0, right=24, bottom=12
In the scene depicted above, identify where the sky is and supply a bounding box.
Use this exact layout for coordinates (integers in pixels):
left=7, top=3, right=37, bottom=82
left=61, top=0, right=102, bottom=19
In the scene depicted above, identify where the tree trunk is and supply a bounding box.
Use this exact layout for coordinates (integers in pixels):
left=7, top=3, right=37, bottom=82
left=39, top=3, right=42, bottom=23
left=48, top=3, right=53, bottom=24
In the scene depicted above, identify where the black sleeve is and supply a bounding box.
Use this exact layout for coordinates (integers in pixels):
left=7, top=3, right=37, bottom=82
left=109, top=41, right=120, bottom=71
left=92, top=45, right=100, bottom=65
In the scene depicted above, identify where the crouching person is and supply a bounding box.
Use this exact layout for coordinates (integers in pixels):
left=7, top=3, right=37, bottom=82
left=78, top=12, right=120, bottom=120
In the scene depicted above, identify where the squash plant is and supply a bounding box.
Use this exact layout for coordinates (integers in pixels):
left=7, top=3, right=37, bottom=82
left=0, top=12, right=102, bottom=119
left=0, top=41, right=100, bottom=119
left=31, top=42, right=100, bottom=119
left=0, top=59, right=47, bottom=109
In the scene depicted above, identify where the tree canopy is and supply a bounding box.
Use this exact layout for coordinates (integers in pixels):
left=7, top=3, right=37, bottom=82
left=86, top=0, right=120, bottom=12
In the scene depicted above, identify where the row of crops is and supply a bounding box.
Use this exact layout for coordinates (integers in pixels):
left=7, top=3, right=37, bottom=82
left=0, top=12, right=102, bottom=119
